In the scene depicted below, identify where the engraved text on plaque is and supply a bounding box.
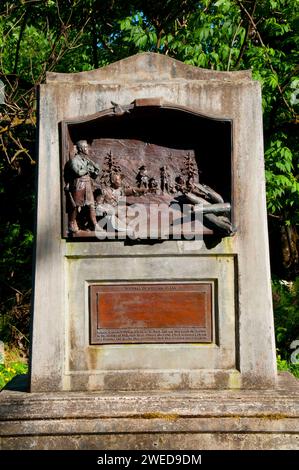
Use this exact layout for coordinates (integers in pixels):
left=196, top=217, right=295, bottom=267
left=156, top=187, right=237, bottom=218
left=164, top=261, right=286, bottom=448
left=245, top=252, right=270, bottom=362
left=90, top=283, right=213, bottom=344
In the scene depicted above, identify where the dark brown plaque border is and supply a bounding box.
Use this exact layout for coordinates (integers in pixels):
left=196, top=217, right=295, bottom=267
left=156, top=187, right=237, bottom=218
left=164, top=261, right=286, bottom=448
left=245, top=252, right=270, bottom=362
left=89, top=282, right=213, bottom=345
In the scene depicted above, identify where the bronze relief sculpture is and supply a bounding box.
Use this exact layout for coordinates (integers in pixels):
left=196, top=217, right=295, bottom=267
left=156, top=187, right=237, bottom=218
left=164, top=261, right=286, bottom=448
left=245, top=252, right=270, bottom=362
left=64, top=147, right=233, bottom=238
left=62, top=100, right=234, bottom=239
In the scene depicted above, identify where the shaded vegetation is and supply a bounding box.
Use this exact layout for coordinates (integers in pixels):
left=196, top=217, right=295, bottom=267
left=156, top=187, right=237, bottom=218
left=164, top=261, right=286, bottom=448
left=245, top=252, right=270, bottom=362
left=0, top=361, right=28, bottom=390
left=273, top=277, right=299, bottom=362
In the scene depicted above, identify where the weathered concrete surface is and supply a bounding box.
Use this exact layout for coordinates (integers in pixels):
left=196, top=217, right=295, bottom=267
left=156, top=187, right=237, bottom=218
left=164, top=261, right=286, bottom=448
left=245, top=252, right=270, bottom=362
left=1, top=373, right=298, bottom=450
left=31, top=51, right=276, bottom=391
left=65, top=255, right=236, bottom=391
left=46, top=51, right=252, bottom=83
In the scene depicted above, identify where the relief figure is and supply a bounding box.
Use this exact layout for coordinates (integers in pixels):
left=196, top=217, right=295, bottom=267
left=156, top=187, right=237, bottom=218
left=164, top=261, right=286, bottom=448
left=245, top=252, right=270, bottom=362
left=64, top=140, right=100, bottom=233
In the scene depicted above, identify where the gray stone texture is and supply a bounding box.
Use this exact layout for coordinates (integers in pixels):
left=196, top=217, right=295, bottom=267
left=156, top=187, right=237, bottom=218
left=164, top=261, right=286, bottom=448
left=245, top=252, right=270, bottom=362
left=0, top=79, right=4, bottom=104
left=1, top=373, right=298, bottom=450
left=30, top=52, right=276, bottom=392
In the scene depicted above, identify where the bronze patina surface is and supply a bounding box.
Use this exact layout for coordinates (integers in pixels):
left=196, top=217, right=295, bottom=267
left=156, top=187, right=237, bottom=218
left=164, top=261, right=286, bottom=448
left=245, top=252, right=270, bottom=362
left=90, top=283, right=213, bottom=344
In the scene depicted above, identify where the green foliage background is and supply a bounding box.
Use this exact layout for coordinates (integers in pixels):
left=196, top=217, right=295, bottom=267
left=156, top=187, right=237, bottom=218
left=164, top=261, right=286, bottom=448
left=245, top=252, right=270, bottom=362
left=0, top=361, right=28, bottom=390
left=0, top=0, right=298, bottom=367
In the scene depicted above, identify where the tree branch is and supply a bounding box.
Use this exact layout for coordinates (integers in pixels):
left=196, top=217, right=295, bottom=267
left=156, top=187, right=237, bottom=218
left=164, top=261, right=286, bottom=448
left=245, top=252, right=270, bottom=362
left=227, top=19, right=243, bottom=71
left=235, top=0, right=296, bottom=118
left=92, top=18, right=99, bottom=69
left=234, top=0, right=257, bottom=68
left=13, top=8, right=29, bottom=74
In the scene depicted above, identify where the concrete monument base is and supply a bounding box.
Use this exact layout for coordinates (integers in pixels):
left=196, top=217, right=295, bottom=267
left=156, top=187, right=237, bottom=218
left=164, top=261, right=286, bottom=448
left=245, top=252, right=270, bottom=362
left=1, top=372, right=298, bottom=450
left=31, top=53, right=277, bottom=393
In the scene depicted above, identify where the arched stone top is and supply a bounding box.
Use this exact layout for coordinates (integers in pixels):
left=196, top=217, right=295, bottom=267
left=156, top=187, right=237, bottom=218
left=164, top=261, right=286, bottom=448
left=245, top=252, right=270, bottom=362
left=46, top=52, right=252, bottom=84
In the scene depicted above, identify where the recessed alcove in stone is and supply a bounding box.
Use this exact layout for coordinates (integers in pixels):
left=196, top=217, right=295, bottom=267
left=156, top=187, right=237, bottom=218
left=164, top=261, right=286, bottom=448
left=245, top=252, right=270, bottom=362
left=61, top=100, right=232, bottom=239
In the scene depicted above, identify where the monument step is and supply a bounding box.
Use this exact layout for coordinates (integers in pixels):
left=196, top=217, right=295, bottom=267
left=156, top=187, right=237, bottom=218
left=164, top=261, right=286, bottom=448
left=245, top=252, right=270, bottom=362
left=1, top=372, right=298, bottom=450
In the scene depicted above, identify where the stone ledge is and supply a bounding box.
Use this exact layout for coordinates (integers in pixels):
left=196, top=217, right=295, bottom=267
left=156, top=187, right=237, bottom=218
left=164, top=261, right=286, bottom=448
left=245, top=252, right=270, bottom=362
left=0, top=373, right=298, bottom=450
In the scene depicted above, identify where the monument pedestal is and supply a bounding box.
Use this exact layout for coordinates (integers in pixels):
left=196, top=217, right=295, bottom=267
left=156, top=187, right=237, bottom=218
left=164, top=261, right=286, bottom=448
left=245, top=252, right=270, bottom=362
left=1, top=373, right=298, bottom=450
left=31, top=53, right=277, bottom=393
left=8, top=52, right=296, bottom=451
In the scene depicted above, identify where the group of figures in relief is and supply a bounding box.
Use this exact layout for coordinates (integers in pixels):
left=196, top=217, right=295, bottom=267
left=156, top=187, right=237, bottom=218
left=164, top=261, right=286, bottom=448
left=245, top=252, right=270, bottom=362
left=64, top=140, right=234, bottom=237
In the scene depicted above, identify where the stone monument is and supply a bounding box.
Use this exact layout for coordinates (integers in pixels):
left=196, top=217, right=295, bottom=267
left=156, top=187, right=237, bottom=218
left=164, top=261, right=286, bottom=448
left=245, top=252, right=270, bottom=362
left=31, top=52, right=276, bottom=392
left=1, top=53, right=298, bottom=450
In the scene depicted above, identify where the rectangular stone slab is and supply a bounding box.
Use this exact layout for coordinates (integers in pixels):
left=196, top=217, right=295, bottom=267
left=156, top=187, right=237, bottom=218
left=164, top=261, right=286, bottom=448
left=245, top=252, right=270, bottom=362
left=1, top=373, right=298, bottom=450
left=90, top=283, right=212, bottom=344
left=30, top=52, right=277, bottom=391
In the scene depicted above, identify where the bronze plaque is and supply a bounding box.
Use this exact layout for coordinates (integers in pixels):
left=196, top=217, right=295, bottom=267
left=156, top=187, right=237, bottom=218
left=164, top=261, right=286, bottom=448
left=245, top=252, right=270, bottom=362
left=90, top=283, right=212, bottom=344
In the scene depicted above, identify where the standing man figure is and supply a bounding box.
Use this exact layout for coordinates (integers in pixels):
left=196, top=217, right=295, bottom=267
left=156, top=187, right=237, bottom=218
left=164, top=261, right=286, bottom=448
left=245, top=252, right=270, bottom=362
left=64, top=140, right=100, bottom=233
